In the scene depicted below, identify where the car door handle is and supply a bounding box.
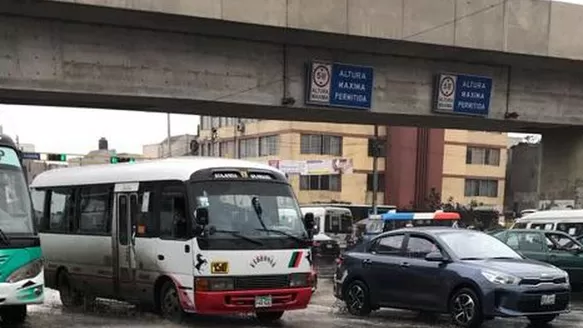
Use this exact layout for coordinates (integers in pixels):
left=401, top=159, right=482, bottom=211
left=400, top=262, right=410, bottom=268
left=362, top=259, right=372, bottom=266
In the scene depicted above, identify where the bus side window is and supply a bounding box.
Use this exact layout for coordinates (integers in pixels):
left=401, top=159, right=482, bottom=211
left=78, top=185, right=111, bottom=235
left=159, top=182, right=188, bottom=240
left=30, top=188, right=47, bottom=230
left=48, top=188, right=74, bottom=233
left=136, top=183, right=157, bottom=237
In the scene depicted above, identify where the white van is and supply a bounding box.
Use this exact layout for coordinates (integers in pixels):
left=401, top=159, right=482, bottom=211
left=511, top=209, right=583, bottom=237
left=300, top=206, right=353, bottom=248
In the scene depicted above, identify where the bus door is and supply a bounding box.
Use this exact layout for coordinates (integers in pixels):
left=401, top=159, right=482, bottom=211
left=113, top=182, right=139, bottom=296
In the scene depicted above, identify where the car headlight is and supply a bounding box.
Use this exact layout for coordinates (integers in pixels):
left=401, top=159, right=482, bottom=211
left=6, top=259, right=43, bottom=283
left=290, top=273, right=310, bottom=287
left=481, top=269, right=520, bottom=285
left=196, top=278, right=234, bottom=291
left=560, top=270, right=570, bottom=284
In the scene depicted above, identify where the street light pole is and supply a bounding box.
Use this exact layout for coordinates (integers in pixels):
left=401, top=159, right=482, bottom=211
left=372, top=125, right=379, bottom=215
left=166, top=113, right=172, bottom=158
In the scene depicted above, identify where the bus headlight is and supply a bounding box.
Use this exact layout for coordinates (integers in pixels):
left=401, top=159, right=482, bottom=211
left=290, top=273, right=310, bottom=287
left=196, top=278, right=234, bottom=291
left=6, top=259, right=43, bottom=283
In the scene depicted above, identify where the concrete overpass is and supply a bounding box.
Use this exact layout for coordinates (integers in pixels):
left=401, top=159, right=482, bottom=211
left=2, top=0, right=583, bottom=205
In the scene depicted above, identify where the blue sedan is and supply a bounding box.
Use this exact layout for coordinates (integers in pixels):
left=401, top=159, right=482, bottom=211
left=334, top=227, right=570, bottom=327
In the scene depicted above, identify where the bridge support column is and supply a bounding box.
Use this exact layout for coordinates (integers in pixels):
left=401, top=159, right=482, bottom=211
left=540, top=128, right=583, bottom=209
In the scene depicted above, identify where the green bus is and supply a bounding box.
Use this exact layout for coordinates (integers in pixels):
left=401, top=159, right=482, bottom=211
left=0, top=134, right=43, bottom=324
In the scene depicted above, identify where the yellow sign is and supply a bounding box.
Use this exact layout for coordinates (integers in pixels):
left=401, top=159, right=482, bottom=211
left=211, top=261, right=229, bottom=274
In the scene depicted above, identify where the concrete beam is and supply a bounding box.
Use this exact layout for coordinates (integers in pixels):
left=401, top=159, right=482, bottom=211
left=41, top=0, right=583, bottom=61
left=0, top=15, right=579, bottom=132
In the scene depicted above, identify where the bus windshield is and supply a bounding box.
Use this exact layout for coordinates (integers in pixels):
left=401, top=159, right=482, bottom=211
left=190, top=181, right=307, bottom=239
left=0, top=147, right=34, bottom=235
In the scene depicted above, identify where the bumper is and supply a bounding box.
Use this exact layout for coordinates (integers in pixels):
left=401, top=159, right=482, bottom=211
left=0, top=271, right=44, bottom=306
left=194, top=287, right=313, bottom=314
left=483, top=284, right=570, bottom=317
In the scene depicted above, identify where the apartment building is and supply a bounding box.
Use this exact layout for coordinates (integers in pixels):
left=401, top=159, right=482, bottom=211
left=197, top=117, right=507, bottom=210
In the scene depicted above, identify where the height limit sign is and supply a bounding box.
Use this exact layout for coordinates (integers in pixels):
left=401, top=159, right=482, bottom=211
left=307, top=62, right=332, bottom=104
left=306, top=61, right=373, bottom=110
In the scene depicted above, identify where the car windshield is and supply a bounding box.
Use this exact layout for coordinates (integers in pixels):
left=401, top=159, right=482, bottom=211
left=440, top=231, right=521, bottom=260
left=190, top=181, right=307, bottom=239
left=0, top=147, right=34, bottom=234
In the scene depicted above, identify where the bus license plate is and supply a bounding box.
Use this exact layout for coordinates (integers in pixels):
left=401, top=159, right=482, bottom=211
left=540, top=294, right=556, bottom=306
left=255, top=295, right=272, bottom=308
left=326, top=244, right=333, bottom=249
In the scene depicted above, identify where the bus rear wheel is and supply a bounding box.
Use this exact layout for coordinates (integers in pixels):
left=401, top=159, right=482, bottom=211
left=1, top=305, right=27, bottom=325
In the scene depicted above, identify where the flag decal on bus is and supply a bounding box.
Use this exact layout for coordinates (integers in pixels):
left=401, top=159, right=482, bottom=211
left=288, top=251, right=303, bottom=268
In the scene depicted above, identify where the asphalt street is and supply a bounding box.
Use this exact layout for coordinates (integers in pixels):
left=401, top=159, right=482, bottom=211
left=17, top=279, right=583, bottom=328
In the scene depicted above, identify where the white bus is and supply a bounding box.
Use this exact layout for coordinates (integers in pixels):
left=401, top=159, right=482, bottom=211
left=300, top=206, right=353, bottom=248
left=512, top=209, right=583, bottom=237
left=30, top=158, right=315, bottom=323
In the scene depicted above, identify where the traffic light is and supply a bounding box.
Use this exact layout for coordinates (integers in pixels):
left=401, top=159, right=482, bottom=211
left=47, top=153, right=67, bottom=161
left=110, top=156, right=135, bottom=164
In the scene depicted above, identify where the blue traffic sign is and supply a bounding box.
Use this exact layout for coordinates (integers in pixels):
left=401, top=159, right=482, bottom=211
left=21, top=152, right=40, bottom=160
left=434, top=73, right=493, bottom=116
left=306, top=61, right=374, bottom=110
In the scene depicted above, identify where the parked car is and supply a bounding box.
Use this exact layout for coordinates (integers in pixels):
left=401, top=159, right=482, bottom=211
left=334, top=227, right=570, bottom=328
left=493, top=229, right=583, bottom=288
left=312, top=233, right=341, bottom=258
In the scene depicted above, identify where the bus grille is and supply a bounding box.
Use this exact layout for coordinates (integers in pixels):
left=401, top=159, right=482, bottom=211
left=234, top=275, right=290, bottom=290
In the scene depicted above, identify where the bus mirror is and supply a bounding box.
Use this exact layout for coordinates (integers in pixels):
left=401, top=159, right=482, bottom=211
left=195, top=208, right=209, bottom=226
left=304, top=212, right=315, bottom=232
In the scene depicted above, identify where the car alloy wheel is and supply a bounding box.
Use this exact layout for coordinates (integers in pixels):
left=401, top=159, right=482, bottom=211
left=450, top=288, right=482, bottom=328
left=345, top=280, right=371, bottom=316
left=453, top=293, right=475, bottom=325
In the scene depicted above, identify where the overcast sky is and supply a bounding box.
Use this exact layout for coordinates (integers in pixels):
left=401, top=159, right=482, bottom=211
left=0, top=105, right=200, bottom=155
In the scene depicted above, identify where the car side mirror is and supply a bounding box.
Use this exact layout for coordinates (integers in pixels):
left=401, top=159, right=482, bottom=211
left=425, top=251, right=446, bottom=262
left=194, top=207, right=209, bottom=226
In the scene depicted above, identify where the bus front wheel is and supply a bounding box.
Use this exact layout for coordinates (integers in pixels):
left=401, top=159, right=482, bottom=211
left=1, top=305, right=27, bottom=325
left=160, top=281, right=186, bottom=323
left=58, top=271, right=83, bottom=308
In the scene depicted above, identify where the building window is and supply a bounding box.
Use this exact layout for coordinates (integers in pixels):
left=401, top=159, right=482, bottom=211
left=259, top=135, right=279, bottom=156
left=368, top=139, right=386, bottom=157
left=466, top=147, right=500, bottom=166
left=201, top=116, right=211, bottom=131
left=300, top=134, right=342, bottom=156
left=211, top=117, right=220, bottom=128
left=464, top=179, right=498, bottom=197
left=367, top=173, right=385, bottom=192
left=299, top=175, right=341, bottom=191
left=239, top=138, right=258, bottom=158
left=220, top=141, right=235, bottom=158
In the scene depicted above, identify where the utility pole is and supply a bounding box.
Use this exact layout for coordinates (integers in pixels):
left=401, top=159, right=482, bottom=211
left=372, top=125, right=379, bottom=215
left=166, top=113, right=172, bottom=158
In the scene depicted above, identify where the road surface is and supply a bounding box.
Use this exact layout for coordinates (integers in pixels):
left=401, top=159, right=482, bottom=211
left=20, top=280, right=583, bottom=327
